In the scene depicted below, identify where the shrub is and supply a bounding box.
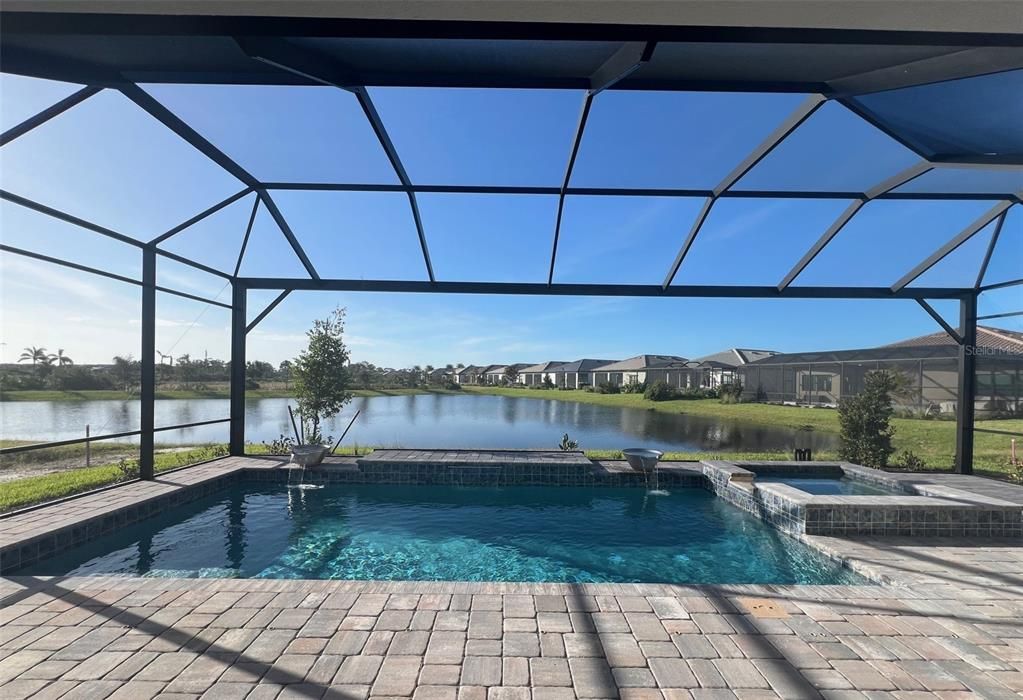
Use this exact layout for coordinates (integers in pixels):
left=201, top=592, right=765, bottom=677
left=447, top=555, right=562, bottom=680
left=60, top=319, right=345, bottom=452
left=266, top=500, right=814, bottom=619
left=622, top=381, right=647, bottom=394
left=892, top=450, right=926, bottom=470
left=838, top=370, right=899, bottom=468
left=115, top=457, right=139, bottom=481
left=643, top=381, right=678, bottom=402
left=718, top=382, right=744, bottom=404
left=263, top=434, right=295, bottom=455
left=558, top=433, right=579, bottom=451
left=595, top=381, right=620, bottom=394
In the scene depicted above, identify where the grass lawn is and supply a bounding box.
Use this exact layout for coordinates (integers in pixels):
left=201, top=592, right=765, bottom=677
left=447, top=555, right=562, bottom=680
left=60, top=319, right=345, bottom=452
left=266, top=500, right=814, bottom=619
left=0, top=387, right=460, bottom=401
left=0, top=443, right=373, bottom=513
left=463, top=386, right=1022, bottom=478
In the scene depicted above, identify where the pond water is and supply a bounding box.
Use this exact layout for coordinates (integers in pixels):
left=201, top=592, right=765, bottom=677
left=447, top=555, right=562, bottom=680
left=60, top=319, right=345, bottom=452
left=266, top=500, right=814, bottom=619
left=1, top=394, right=835, bottom=453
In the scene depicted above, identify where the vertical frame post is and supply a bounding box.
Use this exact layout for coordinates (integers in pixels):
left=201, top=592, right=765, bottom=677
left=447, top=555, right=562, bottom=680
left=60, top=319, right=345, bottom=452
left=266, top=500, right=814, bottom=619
left=230, top=282, right=247, bottom=456
left=139, top=247, right=156, bottom=480
left=955, top=294, right=978, bottom=474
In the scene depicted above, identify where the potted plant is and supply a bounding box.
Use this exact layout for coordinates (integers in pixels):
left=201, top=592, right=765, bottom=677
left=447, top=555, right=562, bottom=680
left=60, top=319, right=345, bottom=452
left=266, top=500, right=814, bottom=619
left=290, top=306, right=353, bottom=467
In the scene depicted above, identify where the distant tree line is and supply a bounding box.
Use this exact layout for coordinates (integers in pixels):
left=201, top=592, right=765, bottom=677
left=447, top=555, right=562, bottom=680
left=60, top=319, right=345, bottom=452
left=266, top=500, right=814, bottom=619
left=1, top=345, right=459, bottom=393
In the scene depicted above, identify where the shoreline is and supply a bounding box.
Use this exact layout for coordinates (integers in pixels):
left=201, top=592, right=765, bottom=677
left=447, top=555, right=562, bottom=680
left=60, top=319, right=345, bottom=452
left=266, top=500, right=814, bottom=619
left=0, top=387, right=460, bottom=401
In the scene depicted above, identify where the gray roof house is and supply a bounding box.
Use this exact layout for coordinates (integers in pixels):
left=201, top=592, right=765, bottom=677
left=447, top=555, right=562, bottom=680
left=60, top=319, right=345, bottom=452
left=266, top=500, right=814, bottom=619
left=591, top=355, right=689, bottom=388
left=518, top=361, right=568, bottom=386
left=453, top=365, right=486, bottom=384
left=548, top=359, right=618, bottom=389
left=691, top=349, right=778, bottom=388
left=481, top=363, right=532, bottom=384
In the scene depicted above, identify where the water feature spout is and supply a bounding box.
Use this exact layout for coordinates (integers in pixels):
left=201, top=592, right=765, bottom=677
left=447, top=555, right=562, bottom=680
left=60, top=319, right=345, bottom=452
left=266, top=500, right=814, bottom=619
left=622, top=448, right=667, bottom=495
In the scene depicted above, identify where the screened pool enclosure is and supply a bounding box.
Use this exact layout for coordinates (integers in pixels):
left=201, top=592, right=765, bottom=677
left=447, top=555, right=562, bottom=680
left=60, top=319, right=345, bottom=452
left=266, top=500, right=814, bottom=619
left=1, top=11, right=1021, bottom=477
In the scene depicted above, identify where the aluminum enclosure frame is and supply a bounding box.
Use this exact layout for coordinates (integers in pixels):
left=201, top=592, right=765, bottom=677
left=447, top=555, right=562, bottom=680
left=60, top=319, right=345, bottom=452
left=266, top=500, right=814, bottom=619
left=2, top=12, right=1022, bottom=480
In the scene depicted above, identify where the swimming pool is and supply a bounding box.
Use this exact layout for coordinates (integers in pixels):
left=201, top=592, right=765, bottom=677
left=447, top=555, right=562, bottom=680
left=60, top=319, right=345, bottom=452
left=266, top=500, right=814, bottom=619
left=22, top=484, right=861, bottom=584
left=756, top=476, right=896, bottom=496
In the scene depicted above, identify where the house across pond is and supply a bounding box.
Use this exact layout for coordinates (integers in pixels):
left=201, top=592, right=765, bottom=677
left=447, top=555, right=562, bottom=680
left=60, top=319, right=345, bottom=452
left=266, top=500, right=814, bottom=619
left=740, top=326, right=1023, bottom=414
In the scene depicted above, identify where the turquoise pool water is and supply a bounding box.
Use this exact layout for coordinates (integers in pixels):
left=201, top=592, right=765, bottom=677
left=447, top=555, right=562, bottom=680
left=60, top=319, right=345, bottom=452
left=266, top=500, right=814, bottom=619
left=26, top=484, right=862, bottom=584
left=757, top=476, right=895, bottom=496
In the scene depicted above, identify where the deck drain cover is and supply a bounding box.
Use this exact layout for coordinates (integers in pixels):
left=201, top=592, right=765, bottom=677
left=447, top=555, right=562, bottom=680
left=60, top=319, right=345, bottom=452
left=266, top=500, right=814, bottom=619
left=738, top=597, right=789, bottom=618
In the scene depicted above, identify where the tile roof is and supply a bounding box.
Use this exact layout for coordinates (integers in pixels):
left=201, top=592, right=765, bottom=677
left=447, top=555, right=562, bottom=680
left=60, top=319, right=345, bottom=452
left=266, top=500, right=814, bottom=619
left=693, top=348, right=778, bottom=367
left=885, top=325, right=1023, bottom=354
left=551, top=359, right=619, bottom=372
left=519, top=361, right=568, bottom=373
left=592, top=355, right=688, bottom=371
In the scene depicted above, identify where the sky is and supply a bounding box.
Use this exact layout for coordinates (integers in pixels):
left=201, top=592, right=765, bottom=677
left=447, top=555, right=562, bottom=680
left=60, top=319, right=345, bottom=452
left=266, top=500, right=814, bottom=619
left=1, top=73, right=1020, bottom=368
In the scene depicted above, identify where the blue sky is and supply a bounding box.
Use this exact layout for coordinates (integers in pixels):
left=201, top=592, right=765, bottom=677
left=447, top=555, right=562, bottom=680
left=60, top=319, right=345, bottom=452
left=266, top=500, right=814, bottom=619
left=1, top=73, right=1020, bottom=367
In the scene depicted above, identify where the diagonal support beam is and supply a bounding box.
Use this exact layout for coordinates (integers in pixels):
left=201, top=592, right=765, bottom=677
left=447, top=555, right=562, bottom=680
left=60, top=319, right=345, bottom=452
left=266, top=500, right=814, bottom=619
left=246, top=290, right=292, bottom=333
left=233, top=196, right=261, bottom=278
left=892, top=200, right=1013, bottom=292
left=151, top=188, right=252, bottom=245
left=826, top=47, right=1023, bottom=97
left=1, top=189, right=234, bottom=280
left=119, top=81, right=319, bottom=280
left=257, top=190, right=320, bottom=280
left=549, top=41, right=655, bottom=285
left=664, top=94, right=826, bottom=288
left=777, top=161, right=933, bottom=290
left=1, top=85, right=102, bottom=147
left=975, top=209, right=1008, bottom=288
left=978, top=310, right=1023, bottom=321
left=589, top=41, right=657, bottom=95
left=548, top=94, right=594, bottom=285
left=916, top=299, right=962, bottom=344
left=980, top=277, right=1023, bottom=292
left=350, top=86, right=435, bottom=282
left=118, top=82, right=259, bottom=188
left=234, top=38, right=432, bottom=282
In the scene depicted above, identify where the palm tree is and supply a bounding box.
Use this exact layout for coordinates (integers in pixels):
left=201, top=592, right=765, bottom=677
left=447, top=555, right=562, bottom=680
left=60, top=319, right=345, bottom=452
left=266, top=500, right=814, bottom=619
left=18, top=346, right=47, bottom=365
left=50, top=349, right=74, bottom=367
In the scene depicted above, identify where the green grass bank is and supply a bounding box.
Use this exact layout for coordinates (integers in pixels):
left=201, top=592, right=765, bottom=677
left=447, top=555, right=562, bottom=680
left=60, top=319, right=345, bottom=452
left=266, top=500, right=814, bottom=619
left=463, top=385, right=1021, bottom=477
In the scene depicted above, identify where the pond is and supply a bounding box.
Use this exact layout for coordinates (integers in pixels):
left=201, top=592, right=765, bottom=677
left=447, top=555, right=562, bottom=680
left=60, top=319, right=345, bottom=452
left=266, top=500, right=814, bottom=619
left=1, top=394, right=835, bottom=453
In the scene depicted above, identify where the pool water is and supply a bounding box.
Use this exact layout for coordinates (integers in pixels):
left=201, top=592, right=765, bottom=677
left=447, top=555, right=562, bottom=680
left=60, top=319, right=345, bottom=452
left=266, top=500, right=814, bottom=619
left=757, top=476, right=895, bottom=496
left=25, top=484, right=862, bottom=585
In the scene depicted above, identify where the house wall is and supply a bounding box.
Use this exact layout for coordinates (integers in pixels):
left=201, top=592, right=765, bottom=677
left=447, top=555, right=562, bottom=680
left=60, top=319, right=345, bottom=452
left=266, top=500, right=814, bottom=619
left=740, top=356, right=1023, bottom=415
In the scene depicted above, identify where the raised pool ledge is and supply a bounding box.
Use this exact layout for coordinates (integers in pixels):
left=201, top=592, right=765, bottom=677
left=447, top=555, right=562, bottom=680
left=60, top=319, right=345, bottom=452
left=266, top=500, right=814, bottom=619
left=702, top=459, right=1022, bottom=538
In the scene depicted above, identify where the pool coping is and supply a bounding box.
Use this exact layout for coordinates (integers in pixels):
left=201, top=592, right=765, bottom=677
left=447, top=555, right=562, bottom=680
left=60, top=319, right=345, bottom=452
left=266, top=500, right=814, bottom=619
left=2, top=453, right=1021, bottom=579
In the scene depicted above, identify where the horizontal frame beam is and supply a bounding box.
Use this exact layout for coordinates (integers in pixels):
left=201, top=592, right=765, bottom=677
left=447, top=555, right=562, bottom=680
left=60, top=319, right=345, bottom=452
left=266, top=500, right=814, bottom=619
left=0, top=418, right=231, bottom=456
left=256, top=182, right=1019, bottom=201
left=239, top=277, right=971, bottom=300
left=8, top=13, right=1023, bottom=48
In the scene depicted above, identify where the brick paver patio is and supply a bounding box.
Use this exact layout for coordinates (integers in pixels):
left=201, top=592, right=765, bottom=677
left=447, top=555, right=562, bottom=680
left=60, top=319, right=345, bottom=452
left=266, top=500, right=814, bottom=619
left=1, top=456, right=1021, bottom=698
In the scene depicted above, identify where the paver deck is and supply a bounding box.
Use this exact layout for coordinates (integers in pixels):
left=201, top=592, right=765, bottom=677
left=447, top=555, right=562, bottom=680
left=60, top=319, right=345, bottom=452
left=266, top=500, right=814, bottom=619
left=2, top=456, right=1022, bottom=698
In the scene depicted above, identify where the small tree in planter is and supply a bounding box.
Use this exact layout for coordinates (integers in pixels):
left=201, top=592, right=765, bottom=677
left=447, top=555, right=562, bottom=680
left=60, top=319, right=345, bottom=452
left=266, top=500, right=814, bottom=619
left=838, top=370, right=899, bottom=468
left=292, top=306, right=353, bottom=459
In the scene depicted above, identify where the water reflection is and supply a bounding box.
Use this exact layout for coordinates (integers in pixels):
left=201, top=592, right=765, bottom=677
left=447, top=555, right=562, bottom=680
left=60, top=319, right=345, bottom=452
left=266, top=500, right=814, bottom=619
left=1, top=395, right=836, bottom=453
